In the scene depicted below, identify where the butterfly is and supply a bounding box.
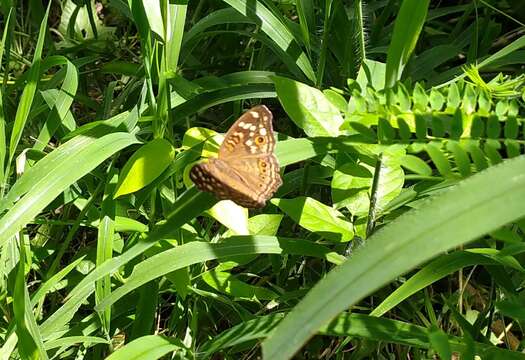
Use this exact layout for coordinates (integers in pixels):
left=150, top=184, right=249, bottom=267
left=190, top=105, right=282, bottom=208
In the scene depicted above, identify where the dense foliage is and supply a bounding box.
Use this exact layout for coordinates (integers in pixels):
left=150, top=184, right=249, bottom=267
left=1, top=0, right=525, bottom=358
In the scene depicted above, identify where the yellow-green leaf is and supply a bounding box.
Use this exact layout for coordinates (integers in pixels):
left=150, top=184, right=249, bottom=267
left=114, top=138, right=174, bottom=198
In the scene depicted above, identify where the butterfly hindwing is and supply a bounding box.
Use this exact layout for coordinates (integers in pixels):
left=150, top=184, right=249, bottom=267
left=190, top=159, right=266, bottom=208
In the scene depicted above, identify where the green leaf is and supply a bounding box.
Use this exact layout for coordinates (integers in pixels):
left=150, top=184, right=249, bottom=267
left=94, top=236, right=345, bottom=310
left=14, top=243, right=47, bottom=360
left=356, top=59, right=386, bottom=91
left=223, top=0, right=315, bottom=82
left=202, top=269, right=278, bottom=300
left=262, top=154, right=525, bottom=360
left=370, top=251, right=508, bottom=317
left=207, top=200, right=249, bottom=235
left=385, top=0, right=430, bottom=87
left=272, top=197, right=354, bottom=243
left=372, top=147, right=406, bottom=215
left=39, top=188, right=216, bottom=338
left=273, top=76, right=343, bottom=137
left=331, top=154, right=373, bottom=215
left=8, top=4, right=49, bottom=164
left=400, top=154, right=432, bottom=176
left=0, top=132, right=139, bottom=245
left=105, top=335, right=185, bottom=360
left=428, top=326, right=452, bottom=360
left=429, top=88, right=445, bottom=111
left=496, top=298, right=525, bottom=321
left=201, top=312, right=523, bottom=359
left=114, top=138, right=175, bottom=198
left=142, top=0, right=164, bottom=40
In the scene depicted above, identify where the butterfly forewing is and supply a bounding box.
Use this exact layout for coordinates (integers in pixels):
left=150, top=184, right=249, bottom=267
left=218, top=105, right=276, bottom=159
left=190, top=105, right=282, bottom=208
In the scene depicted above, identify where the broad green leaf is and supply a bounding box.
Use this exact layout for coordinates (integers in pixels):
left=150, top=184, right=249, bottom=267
left=114, top=138, right=175, bottom=198
left=273, top=76, right=343, bottom=137
left=182, top=127, right=221, bottom=158
left=412, top=83, right=428, bottom=111
left=332, top=148, right=404, bottom=217
left=142, top=0, right=164, bottom=40
left=356, top=59, right=386, bottom=91
left=331, top=155, right=373, bottom=215
left=89, top=216, right=148, bottom=233
left=372, top=147, right=405, bottom=215
left=272, top=197, right=354, bottom=243
left=400, top=154, right=432, bottom=176
left=429, top=88, right=445, bottom=111
left=208, top=200, right=249, bottom=235
left=248, top=214, right=283, bottom=235
left=262, top=154, right=525, bottom=360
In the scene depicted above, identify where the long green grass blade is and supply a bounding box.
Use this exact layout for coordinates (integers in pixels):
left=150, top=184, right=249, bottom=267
left=263, top=155, right=525, bottom=360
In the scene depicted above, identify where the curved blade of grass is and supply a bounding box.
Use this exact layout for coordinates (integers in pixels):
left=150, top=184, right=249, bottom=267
left=200, top=312, right=524, bottom=359
left=43, top=336, right=108, bottom=350
left=39, top=187, right=216, bottom=338
left=222, top=0, right=315, bottom=82
left=0, top=132, right=139, bottom=245
left=385, top=0, right=429, bottom=88
left=183, top=30, right=307, bottom=79
left=183, top=8, right=249, bottom=46
left=370, top=251, right=514, bottom=317
left=435, top=35, right=525, bottom=88
left=0, top=9, right=13, bottom=186
left=95, top=236, right=345, bottom=310
left=171, top=84, right=275, bottom=122
left=106, top=335, right=185, bottom=360
left=33, top=56, right=78, bottom=151
left=262, top=154, right=525, bottom=360
left=14, top=242, right=48, bottom=359
left=8, top=3, right=50, bottom=164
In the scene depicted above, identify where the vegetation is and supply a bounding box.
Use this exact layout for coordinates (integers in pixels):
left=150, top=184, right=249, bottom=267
left=1, top=0, right=525, bottom=358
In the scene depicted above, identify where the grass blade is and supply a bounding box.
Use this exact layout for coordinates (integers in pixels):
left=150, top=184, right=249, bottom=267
left=262, top=155, right=525, bottom=360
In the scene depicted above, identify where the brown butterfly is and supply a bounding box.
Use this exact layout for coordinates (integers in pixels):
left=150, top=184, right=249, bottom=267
left=190, top=105, right=282, bottom=208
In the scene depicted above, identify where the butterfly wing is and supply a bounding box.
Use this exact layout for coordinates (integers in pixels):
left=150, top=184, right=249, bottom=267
left=190, top=159, right=268, bottom=208
left=218, top=105, right=276, bottom=159
left=190, top=105, right=282, bottom=208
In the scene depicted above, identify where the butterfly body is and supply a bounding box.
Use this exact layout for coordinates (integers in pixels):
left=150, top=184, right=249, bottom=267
left=190, top=105, right=282, bottom=208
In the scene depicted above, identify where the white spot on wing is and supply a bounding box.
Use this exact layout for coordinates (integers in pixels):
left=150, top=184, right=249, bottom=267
left=249, top=125, right=256, bottom=131
left=245, top=139, right=253, bottom=146
left=250, top=111, right=260, bottom=118
left=259, top=128, right=267, bottom=135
